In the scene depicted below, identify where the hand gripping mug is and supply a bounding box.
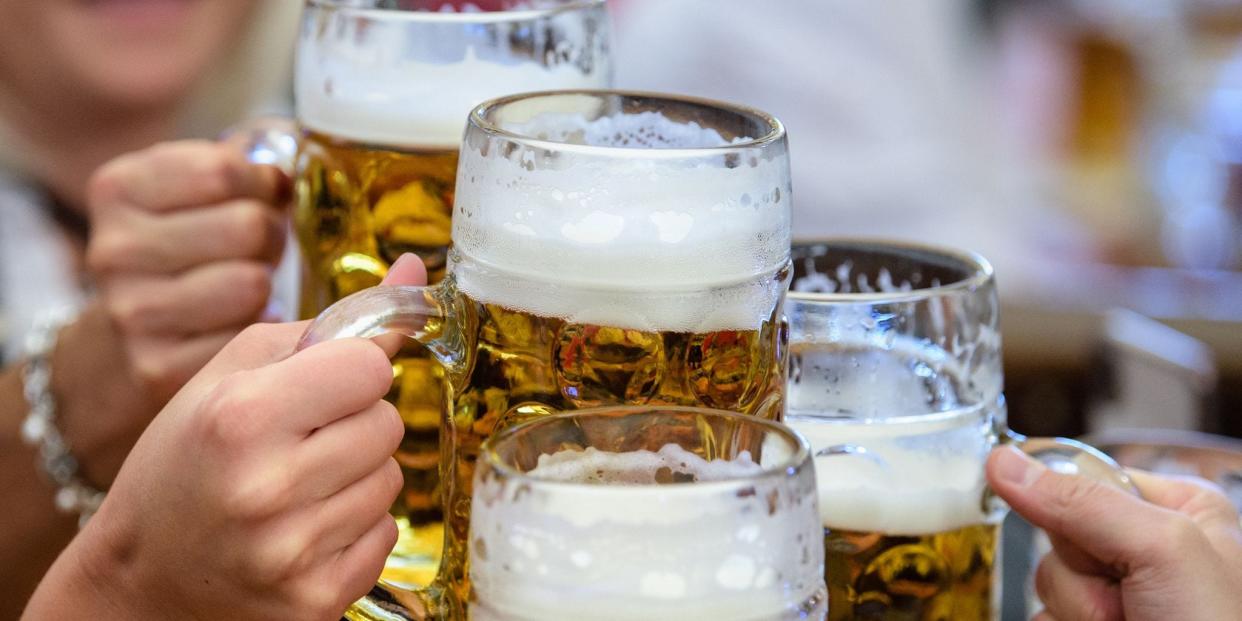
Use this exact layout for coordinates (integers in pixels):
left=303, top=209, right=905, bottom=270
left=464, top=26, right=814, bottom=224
left=783, top=239, right=1137, bottom=621
left=299, top=90, right=794, bottom=618
left=227, top=3, right=613, bottom=613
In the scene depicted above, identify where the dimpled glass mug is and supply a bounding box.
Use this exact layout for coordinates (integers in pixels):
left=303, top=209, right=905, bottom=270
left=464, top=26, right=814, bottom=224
left=298, top=90, right=793, bottom=618
left=783, top=239, right=1137, bottom=621
left=468, top=406, right=826, bottom=621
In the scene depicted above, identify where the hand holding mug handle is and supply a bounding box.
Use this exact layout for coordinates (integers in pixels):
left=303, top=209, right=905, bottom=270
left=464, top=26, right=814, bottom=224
left=988, top=445, right=1242, bottom=621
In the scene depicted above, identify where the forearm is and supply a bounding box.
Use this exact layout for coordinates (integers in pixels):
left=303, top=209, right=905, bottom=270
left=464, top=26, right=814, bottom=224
left=0, top=364, right=78, bottom=618
left=20, top=519, right=168, bottom=621
left=0, top=304, right=155, bottom=616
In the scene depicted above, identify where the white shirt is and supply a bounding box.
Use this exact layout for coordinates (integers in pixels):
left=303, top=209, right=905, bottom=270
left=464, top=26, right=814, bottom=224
left=0, top=174, right=85, bottom=362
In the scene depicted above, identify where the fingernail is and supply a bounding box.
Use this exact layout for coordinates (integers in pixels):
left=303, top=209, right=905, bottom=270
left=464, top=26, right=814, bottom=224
left=995, top=445, right=1045, bottom=487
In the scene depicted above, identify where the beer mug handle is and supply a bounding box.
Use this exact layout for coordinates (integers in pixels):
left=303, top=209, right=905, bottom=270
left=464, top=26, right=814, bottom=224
left=295, top=283, right=470, bottom=377
left=220, top=115, right=299, bottom=175
left=814, top=433, right=1140, bottom=496
left=1003, top=431, right=1141, bottom=496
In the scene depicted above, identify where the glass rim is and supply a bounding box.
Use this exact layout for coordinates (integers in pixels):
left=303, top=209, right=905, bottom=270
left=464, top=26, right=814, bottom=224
left=305, top=0, right=606, bottom=23
left=479, top=405, right=811, bottom=491
left=788, top=237, right=994, bottom=304
left=467, top=89, right=787, bottom=157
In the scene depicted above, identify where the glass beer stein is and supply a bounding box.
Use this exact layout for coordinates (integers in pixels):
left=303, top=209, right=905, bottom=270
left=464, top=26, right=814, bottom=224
left=469, top=406, right=826, bottom=621
left=300, top=91, right=793, bottom=618
left=233, top=0, right=614, bottom=606
left=784, top=240, right=1136, bottom=621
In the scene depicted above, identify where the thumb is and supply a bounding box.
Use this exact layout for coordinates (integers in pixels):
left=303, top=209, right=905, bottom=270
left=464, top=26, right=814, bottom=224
left=382, top=253, right=428, bottom=287
left=371, top=253, right=428, bottom=357
left=986, top=445, right=1186, bottom=573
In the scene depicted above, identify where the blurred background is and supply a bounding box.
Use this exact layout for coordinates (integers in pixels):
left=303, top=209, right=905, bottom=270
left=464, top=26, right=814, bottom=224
left=610, top=0, right=1242, bottom=444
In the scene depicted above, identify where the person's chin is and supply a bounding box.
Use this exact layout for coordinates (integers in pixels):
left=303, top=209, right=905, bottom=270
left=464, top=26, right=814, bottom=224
left=75, top=0, right=200, bottom=36
left=83, top=68, right=202, bottom=112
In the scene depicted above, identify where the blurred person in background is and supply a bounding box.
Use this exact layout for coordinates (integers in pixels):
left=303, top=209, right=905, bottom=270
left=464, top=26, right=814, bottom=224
left=612, top=0, right=1102, bottom=290
left=0, top=0, right=300, bottom=614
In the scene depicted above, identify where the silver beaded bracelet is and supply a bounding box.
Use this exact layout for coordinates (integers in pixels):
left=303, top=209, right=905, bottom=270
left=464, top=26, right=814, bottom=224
left=18, top=307, right=105, bottom=528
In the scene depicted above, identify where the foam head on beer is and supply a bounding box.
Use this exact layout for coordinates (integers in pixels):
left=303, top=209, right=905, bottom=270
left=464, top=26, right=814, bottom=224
left=454, top=99, right=793, bottom=332
left=790, top=411, right=992, bottom=535
left=296, top=3, right=610, bottom=148
left=469, top=444, right=823, bottom=621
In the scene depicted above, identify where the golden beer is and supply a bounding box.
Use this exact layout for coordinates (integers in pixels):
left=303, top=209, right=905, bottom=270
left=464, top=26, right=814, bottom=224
left=823, top=524, right=997, bottom=621
left=436, top=272, right=788, bottom=598
left=787, top=341, right=1002, bottom=621
left=296, top=130, right=458, bottom=586
left=297, top=130, right=458, bottom=305
left=295, top=130, right=789, bottom=596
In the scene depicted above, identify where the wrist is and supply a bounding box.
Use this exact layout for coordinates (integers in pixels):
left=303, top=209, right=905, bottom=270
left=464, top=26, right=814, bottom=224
left=22, top=515, right=143, bottom=619
left=49, top=304, right=156, bottom=486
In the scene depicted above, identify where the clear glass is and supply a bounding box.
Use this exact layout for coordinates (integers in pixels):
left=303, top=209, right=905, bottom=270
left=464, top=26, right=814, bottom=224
left=281, top=2, right=612, bottom=614
left=294, top=0, right=613, bottom=293
left=784, top=239, right=1136, bottom=621
left=302, top=91, right=793, bottom=619
left=470, top=406, right=826, bottom=621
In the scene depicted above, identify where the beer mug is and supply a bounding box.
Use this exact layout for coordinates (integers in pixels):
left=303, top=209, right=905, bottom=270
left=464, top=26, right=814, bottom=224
left=784, top=240, right=1136, bottom=621
left=302, top=91, right=793, bottom=617
left=230, top=1, right=614, bottom=604
left=469, top=406, right=826, bottom=621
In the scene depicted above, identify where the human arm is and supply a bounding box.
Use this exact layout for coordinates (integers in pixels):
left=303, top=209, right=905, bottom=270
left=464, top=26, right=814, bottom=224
left=21, top=255, right=427, bottom=620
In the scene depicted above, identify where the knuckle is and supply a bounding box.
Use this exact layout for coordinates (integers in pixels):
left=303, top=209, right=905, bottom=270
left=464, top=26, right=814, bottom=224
left=298, top=581, right=345, bottom=621
left=225, top=475, right=282, bottom=523
left=109, top=295, right=160, bottom=334
left=239, top=260, right=273, bottom=294
left=86, top=233, right=136, bottom=274
left=85, top=159, right=133, bottom=208
left=202, top=372, right=270, bottom=449
left=130, top=352, right=177, bottom=392
left=222, top=453, right=297, bottom=523
left=231, top=263, right=273, bottom=312
left=229, top=203, right=273, bottom=256
left=251, top=532, right=310, bottom=585
left=202, top=149, right=248, bottom=196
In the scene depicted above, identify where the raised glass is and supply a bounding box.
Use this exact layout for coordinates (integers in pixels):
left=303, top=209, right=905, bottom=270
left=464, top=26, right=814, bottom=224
left=301, top=91, right=793, bottom=617
left=785, top=240, right=1135, bottom=621
left=470, top=406, right=826, bottom=621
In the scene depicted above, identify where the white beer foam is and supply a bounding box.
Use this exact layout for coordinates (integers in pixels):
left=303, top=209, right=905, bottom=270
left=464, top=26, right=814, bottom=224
left=788, top=412, right=991, bottom=535
left=531, top=444, right=764, bottom=487
left=297, top=47, right=606, bottom=148
left=470, top=444, right=822, bottom=621
left=453, top=110, right=791, bottom=332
